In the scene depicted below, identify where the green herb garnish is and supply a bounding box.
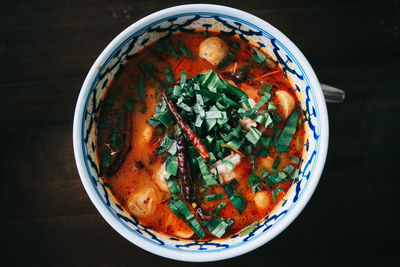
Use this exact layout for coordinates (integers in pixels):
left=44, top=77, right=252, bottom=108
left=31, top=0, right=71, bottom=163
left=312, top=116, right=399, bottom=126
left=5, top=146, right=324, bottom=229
left=165, top=155, right=178, bottom=176
left=204, top=217, right=233, bottom=238
left=204, top=194, right=223, bottom=201
left=248, top=173, right=262, bottom=193
left=223, top=180, right=246, bottom=213
left=276, top=111, right=299, bottom=152
left=165, top=174, right=181, bottom=195
left=272, top=186, right=284, bottom=202
left=168, top=199, right=205, bottom=238
left=165, top=67, right=174, bottom=84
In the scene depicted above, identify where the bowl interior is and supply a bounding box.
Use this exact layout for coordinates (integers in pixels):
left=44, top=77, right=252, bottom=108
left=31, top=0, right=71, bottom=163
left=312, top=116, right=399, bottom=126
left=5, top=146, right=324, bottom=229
left=74, top=5, right=327, bottom=262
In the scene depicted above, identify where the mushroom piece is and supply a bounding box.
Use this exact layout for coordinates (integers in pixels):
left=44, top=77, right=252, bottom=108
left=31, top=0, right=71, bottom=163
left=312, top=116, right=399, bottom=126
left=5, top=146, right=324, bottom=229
left=254, top=190, right=272, bottom=210
left=199, top=37, right=229, bottom=66
left=127, top=187, right=158, bottom=218
left=275, top=90, right=295, bottom=120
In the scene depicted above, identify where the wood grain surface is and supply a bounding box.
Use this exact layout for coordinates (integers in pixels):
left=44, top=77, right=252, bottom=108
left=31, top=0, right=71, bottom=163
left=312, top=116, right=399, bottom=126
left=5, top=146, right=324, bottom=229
left=1, top=0, right=399, bottom=266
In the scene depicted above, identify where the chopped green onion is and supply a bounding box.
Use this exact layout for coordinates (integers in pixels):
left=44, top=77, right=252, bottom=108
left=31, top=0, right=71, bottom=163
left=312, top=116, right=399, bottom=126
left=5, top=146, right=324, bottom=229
left=272, top=186, right=284, bottom=202
left=157, top=109, right=173, bottom=127
left=267, top=102, right=276, bottom=111
left=264, top=56, right=277, bottom=70
left=292, top=157, right=300, bottom=164
left=271, top=155, right=280, bottom=173
left=260, top=136, right=271, bottom=148
left=254, top=93, right=271, bottom=110
left=162, top=41, right=180, bottom=59
left=213, top=201, right=226, bottom=215
left=276, top=111, right=299, bottom=152
left=283, top=164, right=295, bottom=175
left=221, top=140, right=241, bottom=151
left=264, top=113, right=274, bottom=128
left=165, top=67, right=174, bottom=84
left=197, top=156, right=219, bottom=185
left=165, top=155, right=178, bottom=176
left=240, top=221, right=258, bottom=236
left=259, top=149, right=270, bottom=157
left=156, top=135, right=176, bottom=156
left=252, top=47, right=267, bottom=64
left=266, top=172, right=287, bottom=185
left=245, top=127, right=262, bottom=145
left=235, top=65, right=248, bottom=82
left=165, top=174, right=181, bottom=194
left=180, top=71, right=187, bottom=87
left=252, top=47, right=277, bottom=69
left=217, top=51, right=235, bottom=69
left=168, top=199, right=205, bottom=238
left=223, top=180, right=246, bottom=213
left=204, top=194, right=223, bottom=201
left=178, top=41, right=193, bottom=59
left=248, top=173, right=262, bottom=193
left=258, top=82, right=272, bottom=95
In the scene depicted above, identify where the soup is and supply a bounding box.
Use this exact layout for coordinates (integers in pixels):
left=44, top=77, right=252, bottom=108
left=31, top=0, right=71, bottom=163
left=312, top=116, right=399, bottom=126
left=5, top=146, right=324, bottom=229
left=96, top=32, right=305, bottom=240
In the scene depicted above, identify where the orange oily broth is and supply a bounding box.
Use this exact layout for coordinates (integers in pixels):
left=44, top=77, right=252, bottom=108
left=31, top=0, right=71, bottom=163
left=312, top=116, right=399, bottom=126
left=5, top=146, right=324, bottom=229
left=99, top=32, right=305, bottom=239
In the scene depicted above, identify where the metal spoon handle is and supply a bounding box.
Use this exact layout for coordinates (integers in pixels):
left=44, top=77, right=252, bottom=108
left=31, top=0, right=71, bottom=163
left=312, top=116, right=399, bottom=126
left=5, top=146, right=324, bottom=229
left=320, top=83, right=346, bottom=103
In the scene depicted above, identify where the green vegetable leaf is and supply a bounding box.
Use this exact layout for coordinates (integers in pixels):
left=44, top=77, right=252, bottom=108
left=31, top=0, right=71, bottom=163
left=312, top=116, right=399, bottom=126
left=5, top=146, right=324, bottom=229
left=197, top=156, right=219, bottom=185
left=271, top=155, right=280, bottom=173
left=277, top=111, right=299, bottom=152
left=165, top=174, right=181, bottom=194
left=168, top=199, right=205, bottom=238
left=272, top=186, right=284, bottom=202
left=213, top=201, right=226, bottom=215
left=204, top=194, right=223, bottom=201
left=204, top=217, right=232, bottom=238
left=165, top=67, right=174, bottom=84
left=156, top=135, right=176, bottom=156
left=139, top=77, right=145, bottom=99
left=248, top=173, right=262, bottom=193
left=223, top=180, right=246, bottom=213
left=245, top=127, right=262, bottom=145
left=165, top=155, right=178, bottom=176
left=252, top=47, right=267, bottom=64
left=240, top=221, right=258, bottom=236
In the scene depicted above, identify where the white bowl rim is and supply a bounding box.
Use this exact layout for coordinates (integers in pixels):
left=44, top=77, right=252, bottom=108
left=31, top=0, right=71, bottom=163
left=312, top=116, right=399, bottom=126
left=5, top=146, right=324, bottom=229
left=73, top=3, right=329, bottom=262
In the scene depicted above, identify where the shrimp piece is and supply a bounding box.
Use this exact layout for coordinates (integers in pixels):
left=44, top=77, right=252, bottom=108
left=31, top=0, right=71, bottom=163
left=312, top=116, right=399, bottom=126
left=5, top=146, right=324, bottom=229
left=152, top=162, right=170, bottom=193
left=127, top=188, right=159, bottom=218
left=239, top=98, right=257, bottom=130
left=254, top=190, right=272, bottom=210
left=210, top=152, right=242, bottom=184
left=274, top=90, right=295, bottom=120
left=199, top=37, right=229, bottom=66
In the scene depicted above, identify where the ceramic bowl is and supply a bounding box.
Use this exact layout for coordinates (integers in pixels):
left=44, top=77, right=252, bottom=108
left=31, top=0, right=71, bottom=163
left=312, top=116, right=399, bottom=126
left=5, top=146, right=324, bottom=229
left=73, top=4, right=328, bottom=262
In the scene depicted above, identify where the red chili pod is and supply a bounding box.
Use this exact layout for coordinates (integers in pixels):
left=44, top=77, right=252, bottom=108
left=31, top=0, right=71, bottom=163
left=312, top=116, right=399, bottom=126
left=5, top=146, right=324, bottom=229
left=162, top=91, right=210, bottom=161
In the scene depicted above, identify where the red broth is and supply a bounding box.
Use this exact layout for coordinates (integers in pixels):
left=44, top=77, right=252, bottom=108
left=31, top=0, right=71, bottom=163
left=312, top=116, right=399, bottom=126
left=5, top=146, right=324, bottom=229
left=96, top=32, right=305, bottom=240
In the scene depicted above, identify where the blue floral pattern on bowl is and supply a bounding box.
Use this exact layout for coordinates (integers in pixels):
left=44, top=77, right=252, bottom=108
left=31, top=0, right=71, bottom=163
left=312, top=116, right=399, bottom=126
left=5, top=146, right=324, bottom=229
left=80, top=12, right=322, bottom=253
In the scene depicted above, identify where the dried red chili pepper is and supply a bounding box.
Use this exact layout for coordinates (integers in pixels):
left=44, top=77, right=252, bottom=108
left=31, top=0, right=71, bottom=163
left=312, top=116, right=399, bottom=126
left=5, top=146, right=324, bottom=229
left=176, top=134, right=195, bottom=203
left=196, top=206, right=212, bottom=221
left=162, top=91, right=210, bottom=161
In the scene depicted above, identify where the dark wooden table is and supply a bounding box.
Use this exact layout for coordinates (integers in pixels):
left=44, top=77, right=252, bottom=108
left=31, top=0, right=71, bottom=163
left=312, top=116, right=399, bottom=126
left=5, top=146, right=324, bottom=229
left=1, top=0, right=399, bottom=266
